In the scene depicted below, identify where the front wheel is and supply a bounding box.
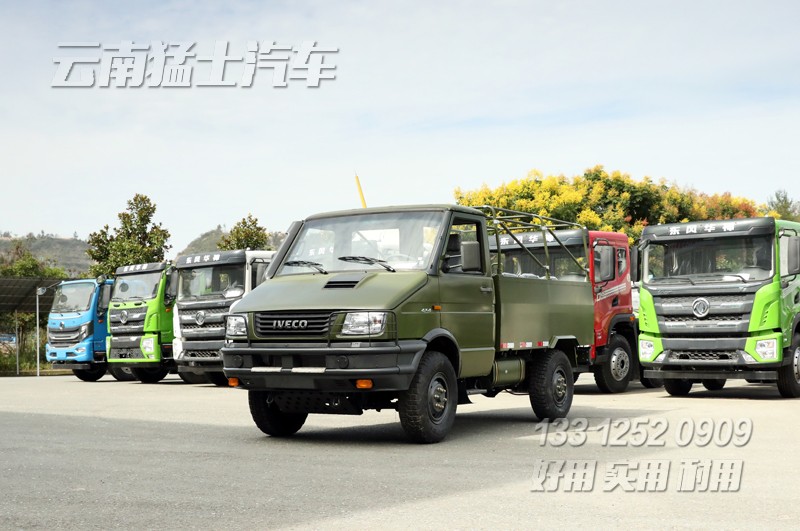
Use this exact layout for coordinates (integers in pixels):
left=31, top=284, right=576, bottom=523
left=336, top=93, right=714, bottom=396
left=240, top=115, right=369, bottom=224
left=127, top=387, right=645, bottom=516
left=248, top=391, right=307, bottom=437
left=206, top=372, right=230, bottom=387
left=108, top=365, right=136, bottom=382
left=702, top=379, right=726, bottom=391
left=398, top=350, right=458, bottom=444
left=131, top=366, right=169, bottom=383
left=529, top=349, right=573, bottom=420
left=178, top=371, right=208, bottom=384
left=639, top=365, right=664, bottom=389
left=594, top=335, right=632, bottom=393
left=73, top=365, right=107, bottom=382
left=664, top=379, right=693, bottom=396
left=777, top=334, right=800, bottom=398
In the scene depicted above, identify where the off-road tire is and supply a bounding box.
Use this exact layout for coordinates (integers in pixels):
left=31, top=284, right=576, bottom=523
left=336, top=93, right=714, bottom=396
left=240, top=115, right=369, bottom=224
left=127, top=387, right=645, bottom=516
left=248, top=391, right=308, bottom=437
left=206, top=371, right=230, bottom=387
left=398, top=350, right=458, bottom=444
left=108, top=365, right=136, bottom=382
left=529, top=349, right=573, bottom=420
left=594, top=335, right=633, bottom=393
left=178, top=371, right=208, bottom=384
left=131, top=366, right=170, bottom=383
left=777, top=334, right=800, bottom=398
left=664, top=378, right=693, bottom=396
left=702, top=379, right=726, bottom=391
left=73, top=365, right=107, bottom=382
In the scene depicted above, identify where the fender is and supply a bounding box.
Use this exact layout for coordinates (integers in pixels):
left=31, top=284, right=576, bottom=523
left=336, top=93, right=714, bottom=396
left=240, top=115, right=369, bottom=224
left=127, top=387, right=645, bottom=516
left=421, top=327, right=462, bottom=375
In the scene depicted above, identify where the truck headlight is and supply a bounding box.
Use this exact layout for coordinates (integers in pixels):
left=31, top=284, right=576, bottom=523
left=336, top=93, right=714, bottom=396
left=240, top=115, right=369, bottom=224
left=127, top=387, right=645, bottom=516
left=755, top=339, right=777, bottom=360
left=142, top=337, right=155, bottom=354
left=79, top=322, right=92, bottom=341
left=639, top=340, right=654, bottom=360
left=226, top=315, right=248, bottom=338
left=342, top=312, right=387, bottom=335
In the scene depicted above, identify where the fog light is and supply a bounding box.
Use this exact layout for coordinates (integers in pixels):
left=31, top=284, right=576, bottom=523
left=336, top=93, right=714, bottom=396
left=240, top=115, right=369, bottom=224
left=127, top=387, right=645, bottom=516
left=230, top=355, right=244, bottom=368
left=336, top=356, right=349, bottom=369
left=75, top=347, right=86, bottom=354
left=755, top=339, right=778, bottom=360
left=142, top=337, right=155, bottom=354
left=355, top=379, right=373, bottom=389
left=742, top=353, right=757, bottom=363
left=655, top=353, right=666, bottom=363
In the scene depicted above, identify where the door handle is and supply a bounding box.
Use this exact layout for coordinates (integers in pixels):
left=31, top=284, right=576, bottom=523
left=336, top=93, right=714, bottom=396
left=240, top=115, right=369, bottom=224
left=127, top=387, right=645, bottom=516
left=612, top=296, right=619, bottom=307
left=480, top=286, right=493, bottom=293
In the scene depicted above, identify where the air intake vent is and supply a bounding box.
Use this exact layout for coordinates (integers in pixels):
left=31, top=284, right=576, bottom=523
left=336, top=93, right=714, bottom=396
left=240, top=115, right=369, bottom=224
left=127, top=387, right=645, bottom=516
left=324, top=272, right=367, bottom=289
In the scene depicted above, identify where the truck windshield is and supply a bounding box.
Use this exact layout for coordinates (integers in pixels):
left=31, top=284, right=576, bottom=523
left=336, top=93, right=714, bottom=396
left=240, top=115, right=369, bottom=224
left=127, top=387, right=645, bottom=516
left=499, top=245, right=587, bottom=280
left=50, top=282, right=95, bottom=312
left=111, top=271, right=163, bottom=301
left=278, top=211, right=446, bottom=276
left=177, top=264, right=245, bottom=300
left=643, top=235, right=774, bottom=284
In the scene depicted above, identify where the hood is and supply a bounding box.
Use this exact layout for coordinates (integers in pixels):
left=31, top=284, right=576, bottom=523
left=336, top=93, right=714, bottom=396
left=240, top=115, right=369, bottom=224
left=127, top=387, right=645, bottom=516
left=48, top=310, right=91, bottom=329
left=233, top=271, right=430, bottom=313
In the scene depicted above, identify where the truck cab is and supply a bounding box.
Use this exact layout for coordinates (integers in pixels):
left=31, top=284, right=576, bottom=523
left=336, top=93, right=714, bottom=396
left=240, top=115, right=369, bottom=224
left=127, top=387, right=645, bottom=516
left=106, top=261, right=176, bottom=383
left=223, top=204, right=597, bottom=442
left=173, top=250, right=276, bottom=385
left=46, top=278, right=133, bottom=381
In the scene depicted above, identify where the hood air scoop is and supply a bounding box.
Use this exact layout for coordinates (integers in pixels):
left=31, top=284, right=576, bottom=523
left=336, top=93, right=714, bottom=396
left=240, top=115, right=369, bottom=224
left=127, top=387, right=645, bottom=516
left=324, top=272, right=369, bottom=289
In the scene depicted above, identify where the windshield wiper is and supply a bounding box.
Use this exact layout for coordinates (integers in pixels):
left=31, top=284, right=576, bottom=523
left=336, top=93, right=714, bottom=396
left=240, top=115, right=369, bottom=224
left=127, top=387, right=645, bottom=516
left=650, top=276, right=696, bottom=285
left=338, top=256, right=396, bottom=272
left=284, top=260, right=328, bottom=274
left=694, top=273, right=747, bottom=283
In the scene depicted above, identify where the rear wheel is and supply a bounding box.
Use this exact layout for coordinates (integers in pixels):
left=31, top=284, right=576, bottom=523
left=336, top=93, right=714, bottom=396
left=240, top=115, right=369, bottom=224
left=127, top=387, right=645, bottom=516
left=73, top=365, right=106, bottom=382
left=131, top=366, right=169, bottom=383
left=594, top=335, right=632, bottom=393
left=108, top=365, right=136, bottom=382
left=206, top=372, right=230, bottom=387
left=664, top=379, right=693, bottom=396
left=178, top=371, right=208, bottom=384
left=777, top=334, right=800, bottom=398
left=248, top=391, right=308, bottom=437
left=399, top=351, right=458, bottom=444
left=530, top=349, right=573, bottom=420
left=702, top=379, right=726, bottom=391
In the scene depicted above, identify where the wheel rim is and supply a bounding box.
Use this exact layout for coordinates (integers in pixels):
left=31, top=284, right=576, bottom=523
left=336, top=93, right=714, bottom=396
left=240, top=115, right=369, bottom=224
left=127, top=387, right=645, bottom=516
left=427, top=371, right=449, bottom=423
left=793, top=347, right=800, bottom=382
left=552, top=367, right=568, bottom=407
left=609, top=346, right=630, bottom=381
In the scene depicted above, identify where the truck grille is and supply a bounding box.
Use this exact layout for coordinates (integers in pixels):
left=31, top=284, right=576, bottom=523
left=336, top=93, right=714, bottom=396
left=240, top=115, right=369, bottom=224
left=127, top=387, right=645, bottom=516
left=109, top=309, right=146, bottom=334
left=48, top=326, right=81, bottom=348
left=109, top=348, right=144, bottom=360
left=654, top=292, right=754, bottom=336
left=183, top=350, right=220, bottom=359
left=254, top=311, right=333, bottom=338
left=672, top=351, right=735, bottom=361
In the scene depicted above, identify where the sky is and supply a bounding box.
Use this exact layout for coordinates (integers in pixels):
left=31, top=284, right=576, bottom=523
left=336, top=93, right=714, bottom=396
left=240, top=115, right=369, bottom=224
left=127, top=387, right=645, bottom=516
left=1, top=0, right=799, bottom=256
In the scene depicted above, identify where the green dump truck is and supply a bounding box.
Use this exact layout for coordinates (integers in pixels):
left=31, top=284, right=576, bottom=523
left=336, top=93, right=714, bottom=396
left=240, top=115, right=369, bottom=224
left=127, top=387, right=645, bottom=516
left=222, top=204, right=608, bottom=443
left=638, top=217, right=800, bottom=397
left=106, top=261, right=176, bottom=383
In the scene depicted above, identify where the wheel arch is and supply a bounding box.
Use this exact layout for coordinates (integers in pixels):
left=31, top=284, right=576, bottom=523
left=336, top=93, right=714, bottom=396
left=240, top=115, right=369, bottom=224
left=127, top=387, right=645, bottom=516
left=421, top=328, right=461, bottom=375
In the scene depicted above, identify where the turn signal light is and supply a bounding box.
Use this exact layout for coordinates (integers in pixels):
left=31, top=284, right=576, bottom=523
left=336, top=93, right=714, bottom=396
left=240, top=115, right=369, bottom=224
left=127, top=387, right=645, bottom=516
left=355, top=379, right=373, bottom=389
left=228, top=377, right=239, bottom=387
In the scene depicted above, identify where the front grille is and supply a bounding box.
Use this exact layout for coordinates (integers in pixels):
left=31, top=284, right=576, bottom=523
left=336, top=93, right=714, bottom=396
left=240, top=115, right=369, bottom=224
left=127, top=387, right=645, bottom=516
left=672, top=351, right=735, bottom=361
left=109, top=348, right=144, bottom=360
left=48, top=327, right=81, bottom=348
left=254, top=311, right=333, bottom=337
left=184, top=350, right=220, bottom=359
left=663, top=315, right=741, bottom=323
left=661, top=295, right=749, bottom=304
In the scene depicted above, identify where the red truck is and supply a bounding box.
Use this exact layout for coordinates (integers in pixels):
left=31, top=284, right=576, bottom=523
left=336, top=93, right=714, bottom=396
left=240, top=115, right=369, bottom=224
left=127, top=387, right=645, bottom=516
left=493, top=228, right=660, bottom=392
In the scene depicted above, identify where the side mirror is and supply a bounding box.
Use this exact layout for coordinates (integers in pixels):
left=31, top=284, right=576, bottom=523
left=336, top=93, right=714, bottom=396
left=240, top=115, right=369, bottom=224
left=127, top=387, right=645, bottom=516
left=461, top=241, right=482, bottom=272
left=597, top=246, right=615, bottom=282
left=630, top=246, right=640, bottom=283
left=785, top=237, right=800, bottom=277
left=96, top=274, right=107, bottom=285
left=98, top=284, right=111, bottom=314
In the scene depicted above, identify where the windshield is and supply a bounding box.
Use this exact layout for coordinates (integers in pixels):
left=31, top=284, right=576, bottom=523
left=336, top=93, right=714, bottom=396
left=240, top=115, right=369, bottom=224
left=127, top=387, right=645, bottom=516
left=278, top=211, right=446, bottom=276
left=498, top=244, right=587, bottom=280
left=111, top=271, right=163, bottom=301
left=643, top=235, right=774, bottom=284
left=178, top=263, right=245, bottom=300
left=50, top=282, right=95, bottom=313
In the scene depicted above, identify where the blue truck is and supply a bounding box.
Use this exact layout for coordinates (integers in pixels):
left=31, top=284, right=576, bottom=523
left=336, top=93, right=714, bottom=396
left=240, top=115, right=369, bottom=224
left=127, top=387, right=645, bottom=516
left=46, top=278, right=134, bottom=381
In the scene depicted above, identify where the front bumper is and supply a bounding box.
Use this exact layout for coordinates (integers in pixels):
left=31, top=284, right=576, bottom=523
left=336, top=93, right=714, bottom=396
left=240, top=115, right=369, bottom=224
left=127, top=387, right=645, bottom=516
left=46, top=338, right=99, bottom=363
left=107, top=334, right=172, bottom=365
left=222, top=340, right=428, bottom=391
left=174, top=338, right=223, bottom=374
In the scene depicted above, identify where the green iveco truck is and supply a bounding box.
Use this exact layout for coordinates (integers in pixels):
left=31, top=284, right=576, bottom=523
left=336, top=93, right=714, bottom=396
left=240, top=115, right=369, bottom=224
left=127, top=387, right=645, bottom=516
left=222, top=204, right=611, bottom=443
left=106, top=261, right=176, bottom=383
left=638, top=217, right=800, bottom=397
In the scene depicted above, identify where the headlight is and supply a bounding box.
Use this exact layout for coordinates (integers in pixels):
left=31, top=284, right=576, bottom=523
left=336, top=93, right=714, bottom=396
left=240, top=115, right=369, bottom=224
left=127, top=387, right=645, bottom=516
left=226, top=315, right=248, bottom=338
left=342, top=312, right=387, bottom=336
left=639, top=340, right=654, bottom=360
left=79, top=322, right=92, bottom=340
left=141, top=337, right=155, bottom=354
left=755, top=339, right=778, bottom=360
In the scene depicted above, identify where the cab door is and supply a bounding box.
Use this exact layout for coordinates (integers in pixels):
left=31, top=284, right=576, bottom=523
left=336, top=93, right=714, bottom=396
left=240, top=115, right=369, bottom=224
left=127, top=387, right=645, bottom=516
left=437, top=214, right=495, bottom=377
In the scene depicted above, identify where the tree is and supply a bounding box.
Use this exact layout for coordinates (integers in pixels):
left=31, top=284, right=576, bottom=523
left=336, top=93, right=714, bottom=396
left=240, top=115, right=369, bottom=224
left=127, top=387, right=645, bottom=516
left=767, top=190, right=800, bottom=222
left=87, top=194, right=171, bottom=277
left=218, top=214, right=271, bottom=251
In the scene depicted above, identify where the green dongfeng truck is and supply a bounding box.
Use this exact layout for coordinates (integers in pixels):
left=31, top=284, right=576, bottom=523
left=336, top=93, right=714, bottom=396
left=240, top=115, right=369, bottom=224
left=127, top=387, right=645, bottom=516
left=106, top=261, right=176, bottom=383
left=222, top=204, right=611, bottom=443
left=638, top=217, right=800, bottom=397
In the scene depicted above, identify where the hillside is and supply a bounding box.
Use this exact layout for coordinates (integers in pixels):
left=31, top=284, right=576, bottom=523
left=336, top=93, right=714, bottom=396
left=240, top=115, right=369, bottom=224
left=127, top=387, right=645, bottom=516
left=0, top=236, right=91, bottom=277
left=178, top=227, right=225, bottom=254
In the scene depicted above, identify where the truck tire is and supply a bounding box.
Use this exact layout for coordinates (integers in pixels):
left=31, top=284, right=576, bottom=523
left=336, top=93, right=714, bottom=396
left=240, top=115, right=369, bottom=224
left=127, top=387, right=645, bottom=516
left=131, top=366, right=169, bottom=383
left=777, top=334, right=800, bottom=398
left=663, top=379, right=692, bottom=396
left=248, top=391, right=307, bottom=437
left=109, top=366, right=136, bottom=382
left=594, top=335, right=632, bottom=393
left=73, top=365, right=107, bottom=382
left=701, top=379, right=726, bottom=391
left=206, top=372, right=230, bottom=387
left=178, top=372, right=208, bottom=384
left=398, top=350, right=457, bottom=444
left=529, top=349, right=573, bottom=420
left=639, top=366, right=664, bottom=389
